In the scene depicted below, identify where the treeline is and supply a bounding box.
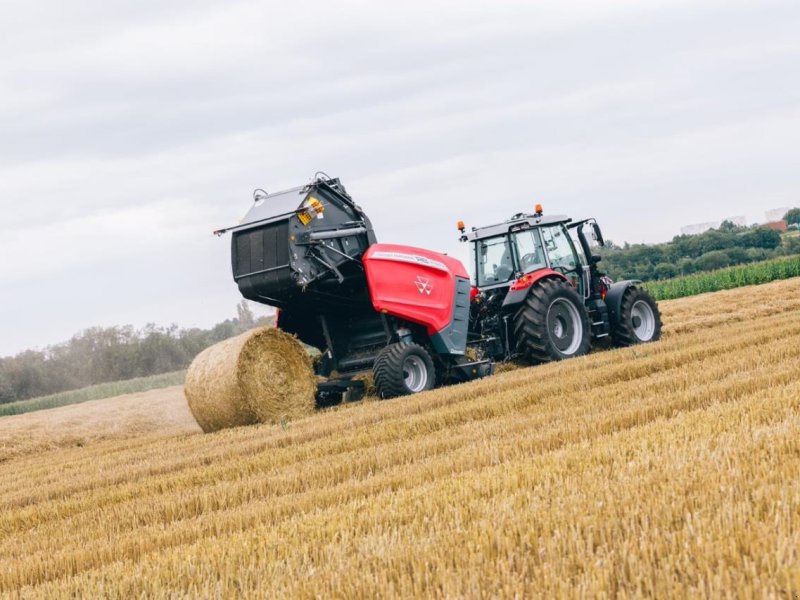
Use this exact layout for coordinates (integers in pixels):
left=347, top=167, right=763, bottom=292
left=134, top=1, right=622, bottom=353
left=601, top=219, right=800, bottom=282
left=0, top=302, right=272, bottom=405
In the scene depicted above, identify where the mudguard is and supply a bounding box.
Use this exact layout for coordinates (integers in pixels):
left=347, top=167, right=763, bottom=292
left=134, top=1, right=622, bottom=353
left=501, top=269, right=567, bottom=308
left=605, top=280, right=642, bottom=325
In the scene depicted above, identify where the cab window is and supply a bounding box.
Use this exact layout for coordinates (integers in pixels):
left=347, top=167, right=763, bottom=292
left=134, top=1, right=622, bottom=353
left=513, top=229, right=547, bottom=274
left=540, top=225, right=578, bottom=271
left=476, top=236, right=514, bottom=286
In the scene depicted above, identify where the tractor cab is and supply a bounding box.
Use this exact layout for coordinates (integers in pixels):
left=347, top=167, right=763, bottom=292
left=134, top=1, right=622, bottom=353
left=461, top=206, right=605, bottom=301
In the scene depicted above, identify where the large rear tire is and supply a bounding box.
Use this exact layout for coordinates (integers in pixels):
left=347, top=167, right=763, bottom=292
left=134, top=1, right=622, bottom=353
left=373, top=342, right=436, bottom=399
left=513, top=278, right=591, bottom=364
left=612, top=287, right=662, bottom=346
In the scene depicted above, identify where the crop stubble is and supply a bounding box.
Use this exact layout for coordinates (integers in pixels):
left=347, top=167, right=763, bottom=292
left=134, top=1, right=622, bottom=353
left=1, top=278, right=799, bottom=598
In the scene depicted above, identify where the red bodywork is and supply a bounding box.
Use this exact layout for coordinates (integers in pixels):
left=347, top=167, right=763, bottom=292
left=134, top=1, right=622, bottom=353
left=363, top=243, right=469, bottom=336
left=509, top=268, right=567, bottom=292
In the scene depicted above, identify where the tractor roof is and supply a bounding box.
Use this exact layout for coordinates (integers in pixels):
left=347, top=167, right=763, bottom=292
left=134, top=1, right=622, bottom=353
left=466, top=213, right=571, bottom=242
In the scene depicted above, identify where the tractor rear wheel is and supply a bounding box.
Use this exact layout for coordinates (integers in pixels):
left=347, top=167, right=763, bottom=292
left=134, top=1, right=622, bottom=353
left=513, top=278, right=591, bottom=364
left=373, top=342, right=436, bottom=399
left=612, top=287, right=662, bottom=346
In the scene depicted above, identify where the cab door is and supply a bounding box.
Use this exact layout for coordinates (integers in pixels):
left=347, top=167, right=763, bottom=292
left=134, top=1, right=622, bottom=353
left=539, top=224, right=587, bottom=297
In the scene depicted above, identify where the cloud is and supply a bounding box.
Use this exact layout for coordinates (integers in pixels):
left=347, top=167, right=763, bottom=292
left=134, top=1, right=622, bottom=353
left=1, top=0, right=799, bottom=355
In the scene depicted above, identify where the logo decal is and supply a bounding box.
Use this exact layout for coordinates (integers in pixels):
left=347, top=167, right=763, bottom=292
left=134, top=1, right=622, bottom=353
left=370, top=251, right=449, bottom=272
left=415, top=276, right=433, bottom=295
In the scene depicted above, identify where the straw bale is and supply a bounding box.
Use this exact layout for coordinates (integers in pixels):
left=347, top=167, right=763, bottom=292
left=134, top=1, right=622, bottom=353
left=184, top=328, right=316, bottom=433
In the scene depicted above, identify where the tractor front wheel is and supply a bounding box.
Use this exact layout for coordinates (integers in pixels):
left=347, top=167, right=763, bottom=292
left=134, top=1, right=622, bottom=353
left=612, top=287, right=662, bottom=346
left=513, top=278, right=591, bottom=364
left=373, top=342, right=436, bottom=399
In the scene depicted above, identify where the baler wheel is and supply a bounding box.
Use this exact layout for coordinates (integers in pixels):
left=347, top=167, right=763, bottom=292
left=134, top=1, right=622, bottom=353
left=513, top=277, right=591, bottom=364
left=612, top=287, right=662, bottom=346
left=373, top=342, right=435, bottom=399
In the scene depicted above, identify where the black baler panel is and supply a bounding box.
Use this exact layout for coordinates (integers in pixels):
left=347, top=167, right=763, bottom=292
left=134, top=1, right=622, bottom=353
left=232, top=220, right=289, bottom=280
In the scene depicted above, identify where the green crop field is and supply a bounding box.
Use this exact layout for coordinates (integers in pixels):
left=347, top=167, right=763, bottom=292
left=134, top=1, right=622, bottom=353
left=645, top=255, right=800, bottom=300
left=0, top=370, right=186, bottom=417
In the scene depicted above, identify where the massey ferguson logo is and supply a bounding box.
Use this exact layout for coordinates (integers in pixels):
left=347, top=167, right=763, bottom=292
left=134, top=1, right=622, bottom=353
left=415, top=276, right=433, bottom=295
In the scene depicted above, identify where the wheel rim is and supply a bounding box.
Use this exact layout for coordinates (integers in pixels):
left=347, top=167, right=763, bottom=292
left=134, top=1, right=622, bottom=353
left=631, top=300, right=656, bottom=341
left=546, top=298, right=583, bottom=356
left=402, top=355, right=428, bottom=392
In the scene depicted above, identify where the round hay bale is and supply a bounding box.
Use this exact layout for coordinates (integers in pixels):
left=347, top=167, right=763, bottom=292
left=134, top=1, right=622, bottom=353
left=184, top=328, right=316, bottom=433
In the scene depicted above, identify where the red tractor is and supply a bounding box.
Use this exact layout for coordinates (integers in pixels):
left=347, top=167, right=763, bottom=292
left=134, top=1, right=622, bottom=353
left=215, top=174, right=661, bottom=402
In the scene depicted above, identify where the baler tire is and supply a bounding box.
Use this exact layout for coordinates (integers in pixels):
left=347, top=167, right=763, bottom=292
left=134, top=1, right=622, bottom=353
left=612, top=287, right=662, bottom=346
left=513, top=278, right=591, bottom=364
left=373, top=342, right=435, bottom=399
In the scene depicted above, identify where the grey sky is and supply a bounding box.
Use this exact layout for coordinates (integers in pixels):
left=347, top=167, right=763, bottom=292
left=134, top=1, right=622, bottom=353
left=1, top=0, right=799, bottom=356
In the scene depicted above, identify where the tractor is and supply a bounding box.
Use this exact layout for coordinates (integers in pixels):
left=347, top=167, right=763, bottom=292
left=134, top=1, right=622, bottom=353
left=214, top=174, right=661, bottom=402
left=464, top=205, right=661, bottom=365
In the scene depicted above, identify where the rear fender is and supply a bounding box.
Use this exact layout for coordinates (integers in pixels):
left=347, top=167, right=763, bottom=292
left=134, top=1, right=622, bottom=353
left=605, top=280, right=642, bottom=325
left=501, top=269, right=567, bottom=309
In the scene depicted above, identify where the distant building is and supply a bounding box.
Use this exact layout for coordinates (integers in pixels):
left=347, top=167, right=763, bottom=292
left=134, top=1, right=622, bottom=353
left=680, top=222, right=719, bottom=235
left=724, top=215, right=747, bottom=227
left=766, top=207, right=790, bottom=222
left=679, top=215, right=747, bottom=236
left=765, top=220, right=788, bottom=232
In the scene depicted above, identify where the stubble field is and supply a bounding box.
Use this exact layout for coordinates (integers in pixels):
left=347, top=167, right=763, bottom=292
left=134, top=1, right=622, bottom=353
left=1, top=278, right=799, bottom=598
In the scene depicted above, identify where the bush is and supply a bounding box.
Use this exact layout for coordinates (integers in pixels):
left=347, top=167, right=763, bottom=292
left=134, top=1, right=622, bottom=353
left=694, top=250, right=730, bottom=272
left=654, top=262, right=678, bottom=280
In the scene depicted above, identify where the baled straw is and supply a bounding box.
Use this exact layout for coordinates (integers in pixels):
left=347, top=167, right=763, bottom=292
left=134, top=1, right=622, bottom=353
left=184, top=328, right=316, bottom=433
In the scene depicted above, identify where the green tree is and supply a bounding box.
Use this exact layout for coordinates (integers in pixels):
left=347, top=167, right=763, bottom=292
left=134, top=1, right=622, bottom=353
left=784, top=208, right=800, bottom=226
left=741, top=228, right=782, bottom=250
left=695, top=250, right=730, bottom=272
left=724, top=247, right=749, bottom=265
left=781, top=236, right=800, bottom=255
left=0, top=303, right=266, bottom=406
left=654, top=262, right=678, bottom=280
left=678, top=257, right=696, bottom=275
left=718, top=220, right=742, bottom=231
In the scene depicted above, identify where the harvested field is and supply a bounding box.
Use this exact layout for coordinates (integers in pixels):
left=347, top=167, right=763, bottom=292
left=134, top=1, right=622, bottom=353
left=0, top=386, right=199, bottom=463
left=1, top=277, right=800, bottom=598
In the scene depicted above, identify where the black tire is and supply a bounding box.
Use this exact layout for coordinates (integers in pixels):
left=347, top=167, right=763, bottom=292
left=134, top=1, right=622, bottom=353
left=513, top=277, right=591, bottom=364
left=612, top=287, right=662, bottom=347
left=373, top=342, right=436, bottom=399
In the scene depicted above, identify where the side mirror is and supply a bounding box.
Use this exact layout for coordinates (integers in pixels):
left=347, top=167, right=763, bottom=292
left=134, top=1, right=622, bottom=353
left=591, top=222, right=605, bottom=247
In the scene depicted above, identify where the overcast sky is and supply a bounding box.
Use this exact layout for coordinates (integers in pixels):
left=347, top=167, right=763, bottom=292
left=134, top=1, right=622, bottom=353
left=1, top=0, right=799, bottom=357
